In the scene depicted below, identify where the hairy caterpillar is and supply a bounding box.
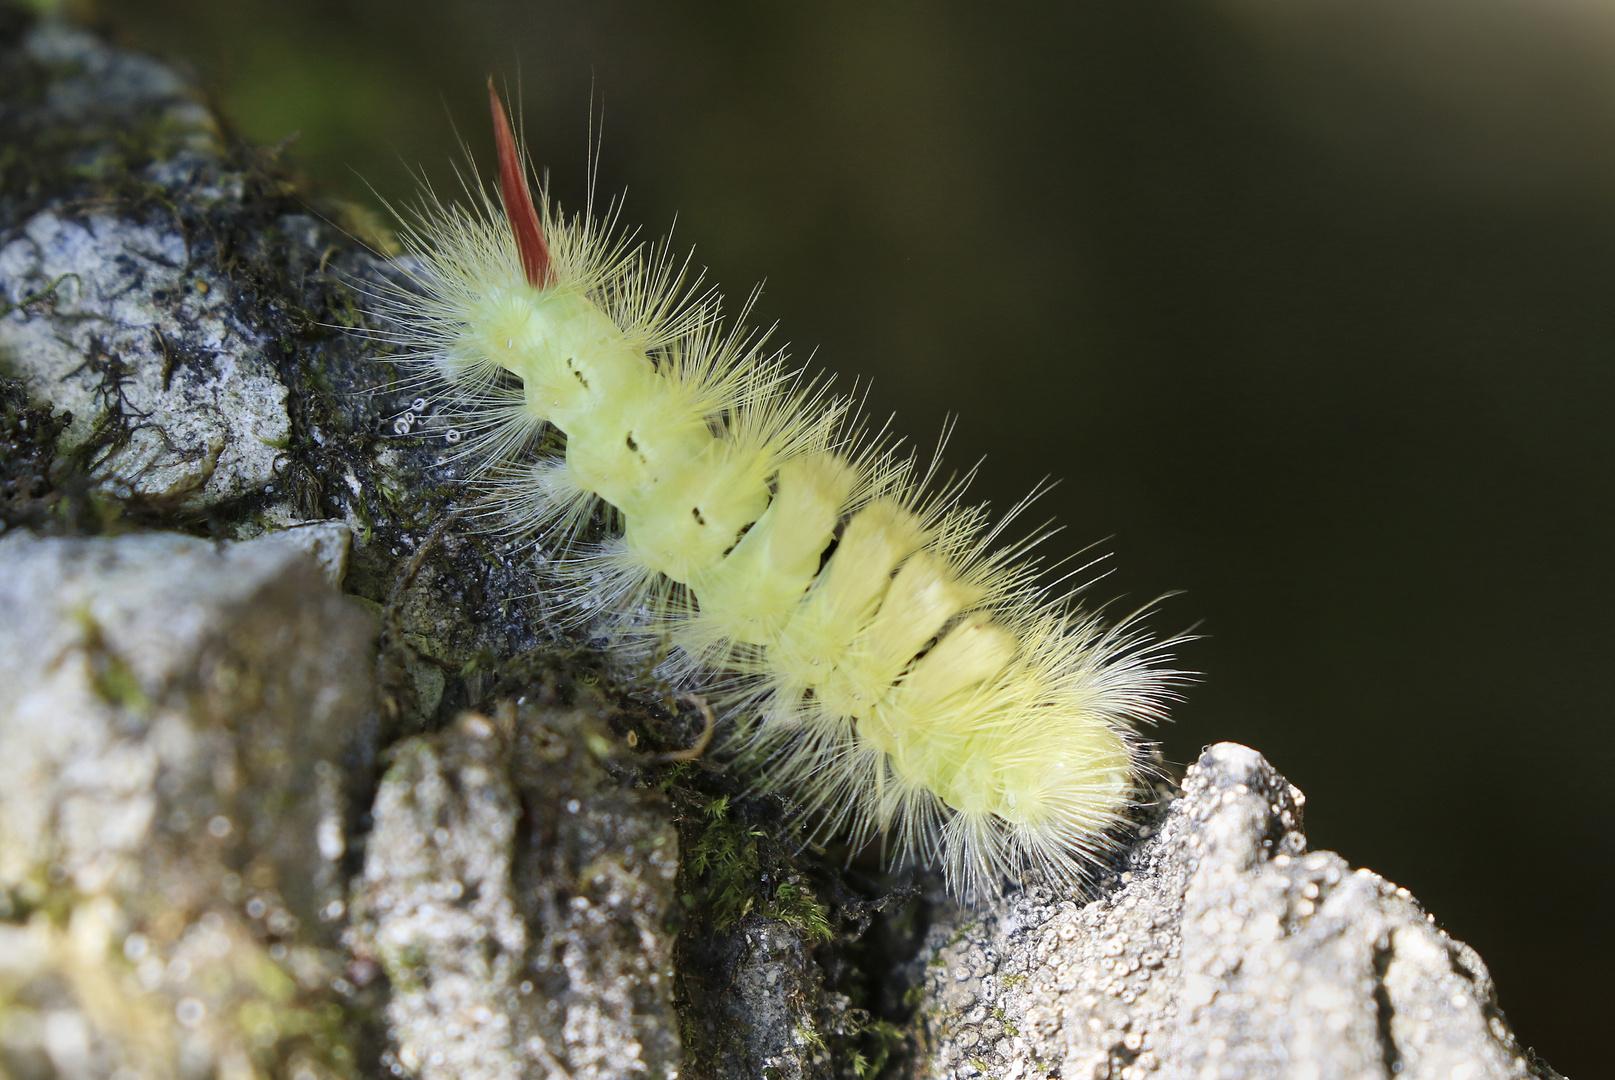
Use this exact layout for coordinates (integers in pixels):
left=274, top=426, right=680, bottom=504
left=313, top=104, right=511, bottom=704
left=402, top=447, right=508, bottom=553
left=369, top=83, right=1181, bottom=898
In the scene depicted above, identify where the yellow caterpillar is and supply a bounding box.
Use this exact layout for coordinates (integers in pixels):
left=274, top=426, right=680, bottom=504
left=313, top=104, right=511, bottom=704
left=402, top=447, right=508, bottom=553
left=371, top=83, right=1181, bottom=898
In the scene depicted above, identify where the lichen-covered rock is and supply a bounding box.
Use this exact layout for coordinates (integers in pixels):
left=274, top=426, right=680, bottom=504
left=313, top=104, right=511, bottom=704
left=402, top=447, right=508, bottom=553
left=348, top=702, right=681, bottom=1080
left=906, top=743, right=1551, bottom=1080
left=0, top=22, right=290, bottom=507
left=0, top=527, right=378, bottom=1080
left=240, top=519, right=355, bottom=588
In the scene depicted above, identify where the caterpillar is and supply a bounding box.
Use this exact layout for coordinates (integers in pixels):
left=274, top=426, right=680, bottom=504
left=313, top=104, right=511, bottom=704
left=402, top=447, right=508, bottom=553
left=368, top=82, right=1181, bottom=899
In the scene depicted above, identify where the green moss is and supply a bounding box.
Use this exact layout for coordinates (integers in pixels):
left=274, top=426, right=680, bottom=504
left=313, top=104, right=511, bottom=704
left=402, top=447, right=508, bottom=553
left=685, top=796, right=764, bottom=928
left=792, top=1018, right=825, bottom=1051
left=763, top=880, right=832, bottom=944
left=457, top=647, right=499, bottom=678
left=0, top=271, right=81, bottom=319
left=682, top=796, right=832, bottom=937
left=848, top=1017, right=905, bottom=1080
left=656, top=760, right=697, bottom=791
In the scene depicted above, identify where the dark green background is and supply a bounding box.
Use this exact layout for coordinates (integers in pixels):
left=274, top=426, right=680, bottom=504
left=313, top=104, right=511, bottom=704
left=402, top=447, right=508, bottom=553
left=102, top=0, right=1612, bottom=1071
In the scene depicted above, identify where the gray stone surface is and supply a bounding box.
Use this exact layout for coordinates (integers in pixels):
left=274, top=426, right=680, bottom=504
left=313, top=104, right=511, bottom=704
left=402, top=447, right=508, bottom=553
left=348, top=702, right=681, bottom=1080
left=676, top=903, right=859, bottom=1080
left=906, top=743, right=1547, bottom=1080
left=242, top=519, right=355, bottom=588
left=0, top=23, right=290, bottom=507
left=0, top=528, right=378, bottom=1080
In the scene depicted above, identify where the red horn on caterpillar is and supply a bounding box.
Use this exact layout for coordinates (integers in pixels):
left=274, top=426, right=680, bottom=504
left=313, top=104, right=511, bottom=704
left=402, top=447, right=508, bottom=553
left=488, top=78, right=553, bottom=288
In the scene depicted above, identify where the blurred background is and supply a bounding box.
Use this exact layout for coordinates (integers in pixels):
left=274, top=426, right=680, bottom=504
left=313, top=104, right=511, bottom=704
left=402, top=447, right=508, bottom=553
left=94, top=0, right=1612, bottom=1070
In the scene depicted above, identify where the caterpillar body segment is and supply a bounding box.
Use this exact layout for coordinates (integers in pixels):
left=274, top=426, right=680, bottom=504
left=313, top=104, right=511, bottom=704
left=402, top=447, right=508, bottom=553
left=370, top=86, right=1179, bottom=898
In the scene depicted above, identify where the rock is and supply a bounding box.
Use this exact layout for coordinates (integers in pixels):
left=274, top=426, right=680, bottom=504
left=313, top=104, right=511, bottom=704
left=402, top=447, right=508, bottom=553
left=0, top=528, right=378, bottom=1080
left=243, top=519, right=355, bottom=588
left=348, top=701, right=681, bottom=1080
left=677, top=903, right=852, bottom=1080
left=0, top=22, right=290, bottom=507
left=906, top=743, right=1552, bottom=1080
